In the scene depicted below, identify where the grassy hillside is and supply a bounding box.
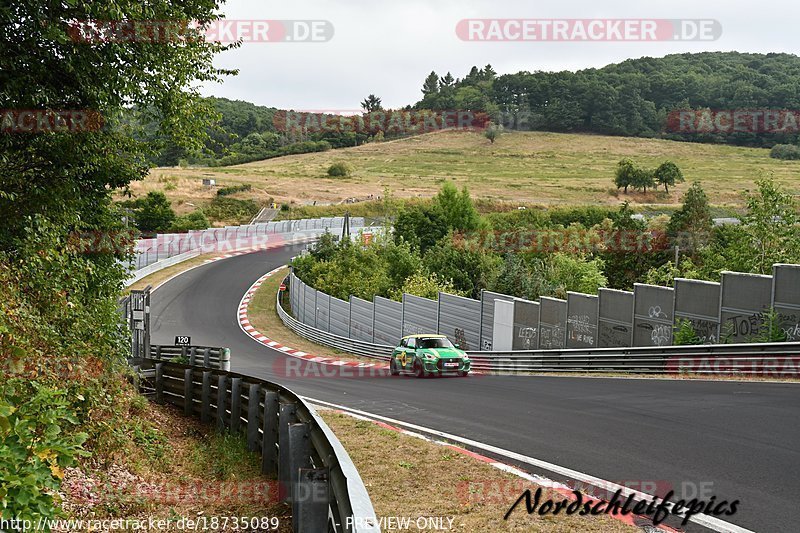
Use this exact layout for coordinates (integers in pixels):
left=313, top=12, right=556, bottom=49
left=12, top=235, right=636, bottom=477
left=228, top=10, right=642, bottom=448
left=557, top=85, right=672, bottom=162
left=134, top=130, right=800, bottom=216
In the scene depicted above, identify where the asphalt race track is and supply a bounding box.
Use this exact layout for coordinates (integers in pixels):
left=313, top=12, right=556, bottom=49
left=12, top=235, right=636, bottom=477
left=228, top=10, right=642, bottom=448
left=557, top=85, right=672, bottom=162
left=150, top=245, right=800, bottom=532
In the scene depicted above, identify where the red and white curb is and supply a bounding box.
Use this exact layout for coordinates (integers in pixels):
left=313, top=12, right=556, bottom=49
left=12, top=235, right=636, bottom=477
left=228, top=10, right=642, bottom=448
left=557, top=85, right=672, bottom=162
left=237, top=267, right=390, bottom=370
left=316, top=405, right=682, bottom=533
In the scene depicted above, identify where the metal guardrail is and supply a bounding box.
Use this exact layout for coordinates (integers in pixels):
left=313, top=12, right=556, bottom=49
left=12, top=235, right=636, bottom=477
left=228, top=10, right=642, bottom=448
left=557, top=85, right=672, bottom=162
left=277, top=277, right=800, bottom=376
left=130, top=359, right=379, bottom=533
left=151, top=345, right=231, bottom=371
left=277, top=289, right=394, bottom=360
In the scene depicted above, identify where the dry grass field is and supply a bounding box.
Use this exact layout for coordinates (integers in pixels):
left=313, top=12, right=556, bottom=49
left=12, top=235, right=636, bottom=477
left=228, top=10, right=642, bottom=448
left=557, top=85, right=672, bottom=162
left=132, top=130, right=800, bottom=219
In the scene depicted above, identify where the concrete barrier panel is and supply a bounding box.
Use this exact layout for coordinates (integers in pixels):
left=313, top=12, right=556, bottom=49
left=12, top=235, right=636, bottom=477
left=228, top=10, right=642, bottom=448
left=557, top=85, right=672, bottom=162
left=539, top=297, right=567, bottom=350
left=772, top=264, right=800, bottom=341
left=512, top=298, right=540, bottom=351
left=598, top=288, right=633, bottom=348
left=480, top=291, right=514, bottom=351
left=633, top=284, right=674, bottom=347
left=492, top=299, right=515, bottom=351
left=401, top=294, right=438, bottom=337
left=674, top=278, right=720, bottom=344
left=302, top=284, right=317, bottom=327
left=329, top=297, right=350, bottom=338
left=566, top=292, right=599, bottom=349
left=438, top=292, right=481, bottom=351
left=373, top=296, right=403, bottom=345
left=315, top=292, right=331, bottom=333
left=349, top=296, right=374, bottom=342
left=719, top=272, right=773, bottom=342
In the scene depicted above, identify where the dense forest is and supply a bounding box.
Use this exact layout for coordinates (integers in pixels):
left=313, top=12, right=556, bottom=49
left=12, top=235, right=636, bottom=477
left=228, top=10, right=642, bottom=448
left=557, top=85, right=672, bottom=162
left=148, top=52, right=800, bottom=166
left=415, top=52, right=800, bottom=146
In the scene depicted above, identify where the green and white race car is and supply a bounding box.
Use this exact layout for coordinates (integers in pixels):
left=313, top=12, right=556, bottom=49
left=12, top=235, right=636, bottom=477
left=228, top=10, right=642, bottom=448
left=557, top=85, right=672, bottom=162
left=389, top=334, right=471, bottom=378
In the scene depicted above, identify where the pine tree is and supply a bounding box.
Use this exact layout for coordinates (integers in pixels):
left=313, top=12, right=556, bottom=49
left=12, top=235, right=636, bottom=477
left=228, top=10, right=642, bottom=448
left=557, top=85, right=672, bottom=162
left=422, top=71, right=440, bottom=95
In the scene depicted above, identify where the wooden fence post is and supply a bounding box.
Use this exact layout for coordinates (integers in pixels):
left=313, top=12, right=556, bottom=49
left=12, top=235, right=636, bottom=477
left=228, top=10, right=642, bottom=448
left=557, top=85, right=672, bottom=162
left=216, top=375, right=228, bottom=431
left=247, top=383, right=261, bottom=451
left=261, top=392, right=280, bottom=476
left=183, top=368, right=193, bottom=415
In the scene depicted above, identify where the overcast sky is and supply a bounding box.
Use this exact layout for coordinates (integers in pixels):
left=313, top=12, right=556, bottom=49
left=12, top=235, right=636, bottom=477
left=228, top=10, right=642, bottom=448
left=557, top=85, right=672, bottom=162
left=200, top=0, right=800, bottom=110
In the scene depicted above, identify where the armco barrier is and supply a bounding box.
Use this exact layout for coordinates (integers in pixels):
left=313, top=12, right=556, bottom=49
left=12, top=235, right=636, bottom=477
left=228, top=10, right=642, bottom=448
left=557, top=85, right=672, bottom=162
left=131, top=359, right=379, bottom=533
left=286, top=258, right=800, bottom=354
left=278, top=274, right=800, bottom=375
left=127, top=217, right=368, bottom=286
left=151, top=345, right=231, bottom=371
left=278, top=290, right=394, bottom=360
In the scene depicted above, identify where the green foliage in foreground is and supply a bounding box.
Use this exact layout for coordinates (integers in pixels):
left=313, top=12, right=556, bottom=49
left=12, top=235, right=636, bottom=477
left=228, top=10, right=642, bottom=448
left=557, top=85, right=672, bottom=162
left=1, top=0, right=229, bottom=523
left=0, top=381, right=89, bottom=523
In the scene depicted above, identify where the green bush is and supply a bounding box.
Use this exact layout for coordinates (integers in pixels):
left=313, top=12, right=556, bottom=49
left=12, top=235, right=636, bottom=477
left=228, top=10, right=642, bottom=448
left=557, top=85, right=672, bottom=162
left=216, top=184, right=252, bottom=196
left=204, top=197, right=260, bottom=224
left=673, top=319, right=702, bottom=345
left=0, top=379, right=88, bottom=524
left=769, top=144, right=800, bottom=160
left=171, top=210, right=210, bottom=231
left=327, top=162, right=353, bottom=177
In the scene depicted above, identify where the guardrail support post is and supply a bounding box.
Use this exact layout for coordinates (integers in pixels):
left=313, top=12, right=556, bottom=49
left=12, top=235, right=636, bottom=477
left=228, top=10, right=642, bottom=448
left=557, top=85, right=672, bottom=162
left=189, top=347, right=197, bottom=366
left=261, top=392, right=279, bottom=475
left=293, top=468, right=329, bottom=533
left=183, top=369, right=193, bottom=415
left=230, top=377, right=242, bottom=433
left=155, top=345, right=162, bottom=360
left=279, top=403, right=298, bottom=501
left=201, top=371, right=212, bottom=423
left=203, top=347, right=211, bottom=368
left=247, top=383, right=261, bottom=451
left=217, top=375, right=228, bottom=431
left=288, top=422, right=312, bottom=506
left=154, top=363, right=163, bottom=404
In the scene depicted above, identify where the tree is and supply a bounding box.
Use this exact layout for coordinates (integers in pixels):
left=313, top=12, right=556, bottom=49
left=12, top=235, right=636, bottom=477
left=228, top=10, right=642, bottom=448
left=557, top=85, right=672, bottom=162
left=134, top=192, right=176, bottom=233
left=653, top=161, right=685, bottom=193
left=422, top=240, right=501, bottom=298
left=631, top=167, right=656, bottom=193
left=393, top=205, right=449, bottom=254
left=360, top=94, right=383, bottom=113
left=422, top=72, right=440, bottom=96
left=741, top=177, right=800, bottom=274
left=439, top=72, right=455, bottom=90
left=0, top=3, right=230, bottom=252
left=484, top=122, right=503, bottom=144
left=614, top=158, right=637, bottom=193
left=540, top=253, right=607, bottom=299
left=171, top=210, right=210, bottom=232
left=434, top=182, right=482, bottom=232
left=667, top=182, right=713, bottom=256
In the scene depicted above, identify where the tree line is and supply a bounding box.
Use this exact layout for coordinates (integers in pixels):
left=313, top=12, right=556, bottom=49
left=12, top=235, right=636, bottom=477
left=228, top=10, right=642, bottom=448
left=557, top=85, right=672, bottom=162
left=413, top=52, right=800, bottom=147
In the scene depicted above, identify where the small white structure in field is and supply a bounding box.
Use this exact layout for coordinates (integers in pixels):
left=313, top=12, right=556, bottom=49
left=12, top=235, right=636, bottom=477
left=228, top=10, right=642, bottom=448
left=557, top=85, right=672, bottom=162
left=202, top=178, right=216, bottom=187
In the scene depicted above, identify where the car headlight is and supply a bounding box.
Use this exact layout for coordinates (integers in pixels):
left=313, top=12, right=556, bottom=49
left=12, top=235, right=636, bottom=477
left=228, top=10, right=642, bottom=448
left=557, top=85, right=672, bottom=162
left=461, top=352, right=469, bottom=359
left=423, top=353, right=436, bottom=360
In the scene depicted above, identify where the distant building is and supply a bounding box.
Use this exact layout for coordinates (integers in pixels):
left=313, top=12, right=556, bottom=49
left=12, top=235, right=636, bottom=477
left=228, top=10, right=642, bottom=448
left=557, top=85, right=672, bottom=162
left=202, top=178, right=216, bottom=187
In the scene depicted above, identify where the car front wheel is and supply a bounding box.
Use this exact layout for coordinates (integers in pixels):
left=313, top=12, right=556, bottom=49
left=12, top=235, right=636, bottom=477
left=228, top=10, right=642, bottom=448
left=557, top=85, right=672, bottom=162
left=413, top=360, right=426, bottom=379
left=458, top=370, right=469, bottom=377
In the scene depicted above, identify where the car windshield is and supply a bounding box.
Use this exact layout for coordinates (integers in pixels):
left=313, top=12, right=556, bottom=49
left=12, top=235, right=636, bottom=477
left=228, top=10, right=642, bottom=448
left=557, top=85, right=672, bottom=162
left=418, top=337, right=454, bottom=349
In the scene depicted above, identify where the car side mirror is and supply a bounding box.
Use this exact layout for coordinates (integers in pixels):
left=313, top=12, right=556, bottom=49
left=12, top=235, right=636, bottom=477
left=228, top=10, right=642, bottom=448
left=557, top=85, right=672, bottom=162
left=454, top=344, right=461, bottom=349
